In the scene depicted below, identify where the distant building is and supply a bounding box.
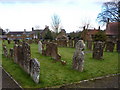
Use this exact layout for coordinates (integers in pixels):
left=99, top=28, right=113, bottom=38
left=7, top=30, right=33, bottom=40
left=31, top=25, right=50, bottom=39
left=105, top=22, right=119, bottom=42
left=81, top=27, right=100, bottom=41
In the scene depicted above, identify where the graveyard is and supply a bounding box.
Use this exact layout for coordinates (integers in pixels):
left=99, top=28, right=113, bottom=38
left=2, top=40, right=118, bottom=88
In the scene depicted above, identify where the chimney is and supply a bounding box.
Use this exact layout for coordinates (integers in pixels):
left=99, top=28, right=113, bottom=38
left=32, top=27, right=34, bottom=31
left=24, top=29, right=26, bottom=33
left=98, top=26, right=100, bottom=30
left=106, top=18, right=109, bottom=29
left=83, top=26, right=85, bottom=30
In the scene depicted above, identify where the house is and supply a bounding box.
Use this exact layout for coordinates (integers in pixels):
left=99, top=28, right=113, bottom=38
left=7, top=30, right=33, bottom=40
left=31, top=25, right=50, bottom=39
left=81, top=27, right=100, bottom=41
left=105, top=22, right=119, bottom=42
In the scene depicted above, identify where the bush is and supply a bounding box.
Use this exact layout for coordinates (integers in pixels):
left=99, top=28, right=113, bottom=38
left=93, top=31, right=107, bottom=42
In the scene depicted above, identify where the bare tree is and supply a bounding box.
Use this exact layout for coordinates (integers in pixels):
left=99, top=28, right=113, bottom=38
left=51, top=14, right=62, bottom=34
left=97, top=0, right=120, bottom=25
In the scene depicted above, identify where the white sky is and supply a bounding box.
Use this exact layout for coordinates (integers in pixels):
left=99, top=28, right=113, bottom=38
left=0, top=0, right=113, bottom=33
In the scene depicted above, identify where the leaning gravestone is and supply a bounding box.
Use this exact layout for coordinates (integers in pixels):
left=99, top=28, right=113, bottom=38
left=38, top=41, right=42, bottom=54
left=30, top=58, right=40, bottom=84
left=93, top=41, right=104, bottom=60
left=72, top=40, right=85, bottom=72
left=105, top=41, right=115, bottom=52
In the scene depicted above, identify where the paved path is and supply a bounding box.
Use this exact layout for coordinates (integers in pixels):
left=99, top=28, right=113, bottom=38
left=1, top=66, right=120, bottom=89
left=1, top=67, right=22, bottom=89
left=60, top=74, right=120, bottom=88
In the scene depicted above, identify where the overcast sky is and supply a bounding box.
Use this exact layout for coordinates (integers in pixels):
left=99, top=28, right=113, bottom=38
left=0, top=0, right=113, bottom=33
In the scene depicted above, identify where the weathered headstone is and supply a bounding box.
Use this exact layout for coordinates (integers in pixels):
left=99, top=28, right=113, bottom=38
left=13, top=44, right=19, bottom=63
left=22, top=42, right=31, bottom=74
left=9, top=48, right=14, bottom=59
left=105, top=41, right=115, bottom=52
left=72, top=40, right=85, bottom=72
left=38, top=41, right=42, bottom=54
left=45, top=42, right=61, bottom=61
left=117, top=41, right=120, bottom=52
left=68, top=40, right=73, bottom=48
left=7, top=40, right=11, bottom=44
left=9, top=41, right=41, bottom=84
left=74, top=38, right=79, bottom=47
left=3, top=45, right=8, bottom=57
left=30, top=58, right=40, bottom=84
left=87, top=40, right=92, bottom=50
left=93, top=41, right=104, bottom=60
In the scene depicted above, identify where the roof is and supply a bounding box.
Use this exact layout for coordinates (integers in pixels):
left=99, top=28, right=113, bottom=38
left=106, top=22, right=119, bottom=35
left=87, top=29, right=99, bottom=35
left=8, top=31, right=32, bottom=35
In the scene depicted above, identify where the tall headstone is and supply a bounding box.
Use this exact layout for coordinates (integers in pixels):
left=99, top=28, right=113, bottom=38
left=9, top=48, right=14, bottom=59
left=38, top=41, right=42, bottom=54
left=87, top=40, right=92, bottom=50
left=68, top=40, right=73, bottom=48
left=30, top=58, right=40, bottom=84
left=72, top=40, right=85, bottom=72
left=93, top=41, right=104, bottom=60
left=105, top=41, right=115, bottom=52
left=22, top=42, right=31, bottom=74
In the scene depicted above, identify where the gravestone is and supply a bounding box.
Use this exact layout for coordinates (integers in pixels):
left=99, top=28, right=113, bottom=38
left=117, top=41, right=120, bottom=52
left=22, top=42, right=31, bottom=74
left=7, top=40, right=11, bottom=44
left=12, top=42, right=41, bottom=83
left=9, top=48, right=14, bottom=59
left=93, top=41, right=104, bottom=60
left=13, top=44, right=19, bottom=63
left=87, top=40, right=92, bottom=50
left=105, top=41, right=115, bottom=52
left=68, top=40, right=73, bottom=48
left=3, top=45, right=8, bottom=57
left=38, top=41, right=42, bottom=54
left=30, top=58, right=40, bottom=84
left=72, top=40, right=85, bottom=72
left=74, top=38, right=79, bottom=47
left=45, top=42, right=61, bottom=61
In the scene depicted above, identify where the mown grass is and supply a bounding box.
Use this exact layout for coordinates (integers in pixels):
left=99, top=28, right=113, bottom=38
left=2, top=41, right=119, bottom=88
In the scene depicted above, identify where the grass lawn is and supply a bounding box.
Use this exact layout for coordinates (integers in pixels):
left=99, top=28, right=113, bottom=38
left=2, top=41, right=119, bottom=88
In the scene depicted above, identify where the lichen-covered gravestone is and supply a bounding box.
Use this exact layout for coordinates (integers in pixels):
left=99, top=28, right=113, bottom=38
left=30, top=58, right=40, bottom=84
left=73, top=40, right=85, bottom=72
left=93, top=41, right=104, bottom=60
left=22, top=42, right=31, bottom=74
left=38, top=41, right=42, bottom=54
